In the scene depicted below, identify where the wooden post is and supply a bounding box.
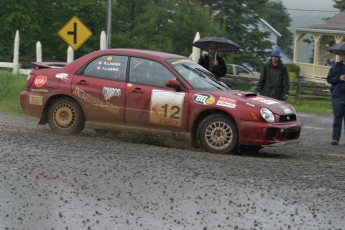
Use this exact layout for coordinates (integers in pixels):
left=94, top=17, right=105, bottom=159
left=12, top=30, right=19, bottom=74
left=100, top=31, right=107, bottom=50
left=36, top=41, right=42, bottom=62
left=67, top=46, right=74, bottom=63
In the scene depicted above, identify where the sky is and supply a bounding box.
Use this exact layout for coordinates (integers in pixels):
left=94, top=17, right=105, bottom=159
left=281, top=0, right=339, bottom=27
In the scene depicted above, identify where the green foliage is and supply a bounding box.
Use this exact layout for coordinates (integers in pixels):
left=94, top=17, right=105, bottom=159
left=261, top=1, right=293, bottom=57
left=200, top=0, right=274, bottom=70
left=287, top=63, right=301, bottom=82
left=333, top=0, right=345, bottom=11
left=0, top=0, right=292, bottom=71
left=0, top=70, right=26, bottom=114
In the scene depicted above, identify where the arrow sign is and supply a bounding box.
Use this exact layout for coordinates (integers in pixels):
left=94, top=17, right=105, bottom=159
left=58, top=16, right=92, bottom=51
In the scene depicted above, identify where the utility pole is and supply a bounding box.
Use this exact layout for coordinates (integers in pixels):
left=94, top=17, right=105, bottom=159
left=106, top=0, right=112, bottom=48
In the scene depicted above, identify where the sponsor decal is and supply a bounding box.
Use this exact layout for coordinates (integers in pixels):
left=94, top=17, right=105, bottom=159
left=171, top=59, right=195, bottom=65
left=149, top=90, right=185, bottom=127
left=216, top=97, right=237, bottom=108
left=34, top=75, right=47, bottom=87
left=107, top=56, right=112, bottom=61
left=103, top=87, right=121, bottom=101
left=246, top=102, right=255, bottom=107
left=29, top=95, right=43, bottom=105
left=193, top=93, right=215, bottom=105
left=73, top=87, right=119, bottom=114
left=30, top=88, right=48, bottom=93
left=55, top=73, right=70, bottom=83
left=96, top=66, right=119, bottom=71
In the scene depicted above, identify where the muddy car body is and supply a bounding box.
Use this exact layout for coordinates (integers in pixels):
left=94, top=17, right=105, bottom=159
left=20, top=49, right=301, bottom=154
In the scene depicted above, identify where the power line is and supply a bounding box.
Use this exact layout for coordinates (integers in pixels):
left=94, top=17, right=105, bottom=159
left=286, top=8, right=339, bottom=12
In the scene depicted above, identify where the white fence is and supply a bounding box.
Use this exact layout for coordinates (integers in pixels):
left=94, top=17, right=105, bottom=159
left=0, top=30, right=107, bottom=75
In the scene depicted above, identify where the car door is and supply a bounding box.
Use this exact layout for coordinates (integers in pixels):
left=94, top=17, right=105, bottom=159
left=71, top=54, right=127, bottom=124
left=125, top=57, right=188, bottom=131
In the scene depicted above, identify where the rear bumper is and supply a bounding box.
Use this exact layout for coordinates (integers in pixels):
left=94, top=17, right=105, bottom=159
left=19, top=91, right=43, bottom=118
left=238, top=120, right=301, bottom=146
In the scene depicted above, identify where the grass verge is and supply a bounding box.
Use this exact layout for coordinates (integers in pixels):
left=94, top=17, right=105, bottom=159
left=0, top=70, right=333, bottom=115
left=0, top=70, right=27, bottom=115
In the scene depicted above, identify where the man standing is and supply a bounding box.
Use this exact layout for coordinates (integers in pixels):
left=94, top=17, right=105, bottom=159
left=256, top=49, right=289, bottom=101
left=198, top=43, right=227, bottom=79
left=326, top=53, right=345, bottom=145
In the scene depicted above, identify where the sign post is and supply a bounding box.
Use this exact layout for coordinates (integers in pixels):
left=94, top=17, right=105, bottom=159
left=58, top=16, right=92, bottom=51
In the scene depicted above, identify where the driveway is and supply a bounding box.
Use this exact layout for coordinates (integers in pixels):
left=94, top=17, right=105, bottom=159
left=0, top=112, right=344, bottom=229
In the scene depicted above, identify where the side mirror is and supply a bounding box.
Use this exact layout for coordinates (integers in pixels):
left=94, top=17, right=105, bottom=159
left=165, top=80, right=180, bottom=90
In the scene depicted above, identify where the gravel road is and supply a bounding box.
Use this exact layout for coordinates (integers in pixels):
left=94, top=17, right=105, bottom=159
left=0, top=112, right=344, bottom=230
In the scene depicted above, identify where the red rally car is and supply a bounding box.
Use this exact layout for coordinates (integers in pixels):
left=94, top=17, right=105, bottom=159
left=20, top=49, right=301, bottom=154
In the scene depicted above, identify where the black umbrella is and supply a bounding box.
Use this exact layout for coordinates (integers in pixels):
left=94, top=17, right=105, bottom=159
left=328, top=42, right=345, bottom=55
left=193, top=37, right=240, bottom=52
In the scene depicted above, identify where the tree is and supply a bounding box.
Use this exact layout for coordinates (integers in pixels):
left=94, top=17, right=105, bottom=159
left=333, top=0, right=345, bottom=10
left=167, top=0, right=227, bottom=56
left=199, top=0, right=273, bottom=71
left=261, top=0, right=293, bottom=58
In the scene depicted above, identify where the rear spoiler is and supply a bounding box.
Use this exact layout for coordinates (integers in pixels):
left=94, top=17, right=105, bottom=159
left=31, top=62, right=67, bottom=69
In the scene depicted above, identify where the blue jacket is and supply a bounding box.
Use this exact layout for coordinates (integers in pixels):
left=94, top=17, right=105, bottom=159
left=326, top=61, right=345, bottom=96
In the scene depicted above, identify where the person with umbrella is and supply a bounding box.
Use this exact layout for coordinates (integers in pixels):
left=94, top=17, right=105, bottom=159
left=197, top=42, right=227, bottom=79
left=256, top=49, right=289, bottom=101
left=193, top=37, right=240, bottom=80
left=326, top=42, right=345, bottom=145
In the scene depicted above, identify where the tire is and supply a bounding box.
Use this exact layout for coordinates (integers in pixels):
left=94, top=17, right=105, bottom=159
left=198, top=114, right=238, bottom=154
left=48, top=98, right=85, bottom=135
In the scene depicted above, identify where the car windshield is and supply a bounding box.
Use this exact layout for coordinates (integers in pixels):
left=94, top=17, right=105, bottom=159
left=167, top=58, right=230, bottom=91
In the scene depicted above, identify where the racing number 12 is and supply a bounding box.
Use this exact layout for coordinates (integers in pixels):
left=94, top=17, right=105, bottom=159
left=161, top=104, right=180, bottom=119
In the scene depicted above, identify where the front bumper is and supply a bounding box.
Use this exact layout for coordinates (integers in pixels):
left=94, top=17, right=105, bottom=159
left=238, top=120, right=302, bottom=146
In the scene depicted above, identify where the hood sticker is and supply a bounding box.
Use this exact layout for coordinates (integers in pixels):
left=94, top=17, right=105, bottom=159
left=216, top=97, right=237, bottom=108
left=34, top=75, right=47, bottom=87
left=193, top=93, right=215, bottom=105
left=281, top=105, right=292, bottom=114
left=251, top=96, right=278, bottom=105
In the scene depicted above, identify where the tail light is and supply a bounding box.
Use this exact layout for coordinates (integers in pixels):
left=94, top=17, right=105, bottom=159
left=26, top=73, right=36, bottom=88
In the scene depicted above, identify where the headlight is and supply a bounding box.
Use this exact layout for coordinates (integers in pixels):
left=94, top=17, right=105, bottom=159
left=260, top=108, right=275, bottom=123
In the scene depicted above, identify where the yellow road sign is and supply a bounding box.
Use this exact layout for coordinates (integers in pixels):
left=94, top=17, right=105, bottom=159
left=58, top=16, right=92, bottom=51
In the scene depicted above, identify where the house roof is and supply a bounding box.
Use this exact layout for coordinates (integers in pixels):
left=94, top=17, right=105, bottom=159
left=308, top=10, right=344, bottom=31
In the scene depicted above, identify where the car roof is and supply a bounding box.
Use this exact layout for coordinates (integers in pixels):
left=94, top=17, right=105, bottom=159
left=89, top=48, right=186, bottom=61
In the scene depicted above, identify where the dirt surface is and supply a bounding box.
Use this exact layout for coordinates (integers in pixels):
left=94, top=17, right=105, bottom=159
left=0, top=112, right=344, bottom=229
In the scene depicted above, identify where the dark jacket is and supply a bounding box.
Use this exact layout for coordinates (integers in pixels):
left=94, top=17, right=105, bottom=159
left=326, top=61, right=345, bottom=96
left=256, top=59, right=289, bottom=100
left=198, top=55, right=227, bottom=79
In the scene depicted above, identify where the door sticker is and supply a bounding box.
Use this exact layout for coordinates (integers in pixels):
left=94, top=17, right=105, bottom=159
left=150, top=90, right=185, bottom=127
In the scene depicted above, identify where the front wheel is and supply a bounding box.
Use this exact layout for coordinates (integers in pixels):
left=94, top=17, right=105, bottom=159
left=198, top=114, right=238, bottom=154
left=48, top=98, right=85, bottom=135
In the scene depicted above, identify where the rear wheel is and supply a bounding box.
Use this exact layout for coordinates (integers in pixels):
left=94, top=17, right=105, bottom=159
left=48, top=98, right=85, bottom=135
left=198, top=114, right=238, bottom=154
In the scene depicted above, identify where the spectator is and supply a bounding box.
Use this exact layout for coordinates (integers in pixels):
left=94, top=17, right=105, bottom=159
left=256, top=49, right=289, bottom=101
left=198, top=43, right=227, bottom=79
left=326, top=53, right=345, bottom=145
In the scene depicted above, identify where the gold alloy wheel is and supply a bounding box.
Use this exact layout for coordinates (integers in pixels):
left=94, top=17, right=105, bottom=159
left=53, top=103, right=76, bottom=128
left=204, top=120, right=232, bottom=150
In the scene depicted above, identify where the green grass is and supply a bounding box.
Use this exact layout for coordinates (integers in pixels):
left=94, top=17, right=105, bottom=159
left=0, top=70, right=27, bottom=115
left=0, top=70, right=333, bottom=115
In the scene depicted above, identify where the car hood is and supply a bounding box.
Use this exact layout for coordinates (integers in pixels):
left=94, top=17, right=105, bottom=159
left=211, top=90, right=295, bottom=115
